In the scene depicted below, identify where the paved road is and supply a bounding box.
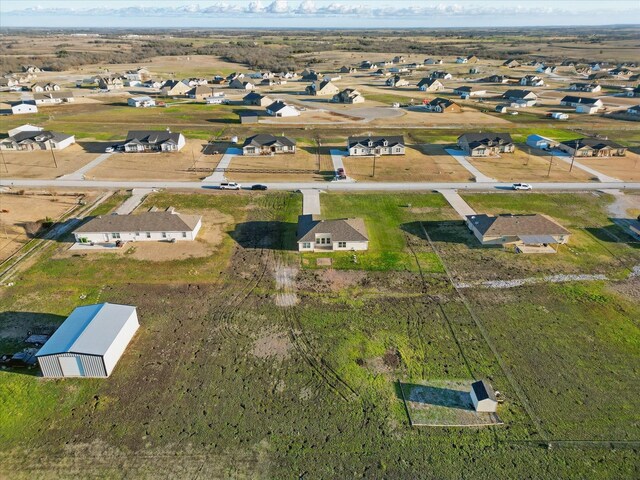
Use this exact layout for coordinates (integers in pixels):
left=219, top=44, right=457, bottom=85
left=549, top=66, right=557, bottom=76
left=2, top=178, right=639, bottom=192
left=549, top=149, right=620, bottom=183
left=59, top=152, right=113, bottom=180
left=202, top=147, right=242, bottom=182
left=444, top=148, right=497, bottom=183
left=300, top=189, right=321, bottom=215
left=438, top=189, right=477, bottom=219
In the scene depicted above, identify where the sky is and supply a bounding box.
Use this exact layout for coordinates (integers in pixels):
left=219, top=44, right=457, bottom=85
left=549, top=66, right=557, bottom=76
left=1, top=0, right=639, bottom=28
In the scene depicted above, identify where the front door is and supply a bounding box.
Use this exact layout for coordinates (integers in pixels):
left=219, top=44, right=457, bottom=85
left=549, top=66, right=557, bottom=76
left=59, top=356, right=83, bottom=376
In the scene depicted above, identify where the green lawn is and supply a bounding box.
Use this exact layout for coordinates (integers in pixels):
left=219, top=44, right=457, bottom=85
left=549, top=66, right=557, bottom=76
left=301, top=193, right=456, bottom=272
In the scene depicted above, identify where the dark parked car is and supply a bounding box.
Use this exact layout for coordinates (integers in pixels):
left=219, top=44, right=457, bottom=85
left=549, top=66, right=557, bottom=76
left=251, top=184, right=268, bottom=191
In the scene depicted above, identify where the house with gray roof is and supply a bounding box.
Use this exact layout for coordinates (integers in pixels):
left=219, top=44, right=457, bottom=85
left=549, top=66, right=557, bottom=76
left=243, top=92, right=273, bottom=106
left=297, top=215, right=369, bottom=252
left=33, top=91, right=75, bottom=105
left=123, top=129, right=186, bottom=152
left=557, top=138, right=627, bottom=157
left=347, top=136, right=405, bottom=156
left=73, top=208, right=202, bottom=244
left=560, top=96, right=603, bottom=108
left=242, top=134, right=296, bottom=155
left=466, top=213, right=570, bottom=252
left=457, top=133, right=514, bottom=157
left=0, top=128, right=75, bottom=151
left=417, top=78, right=444, bottom=92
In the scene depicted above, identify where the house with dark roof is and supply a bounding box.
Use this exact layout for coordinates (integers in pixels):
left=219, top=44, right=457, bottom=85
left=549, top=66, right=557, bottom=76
left=297, top=215, right=368, bottom=252
left=627, top=105, right=640, bottom=116
left=417, top=78, right=444, bottom=92
left=243, top=92, right=273, bottom=106
left=520, top=75, right=544, bottom=87
left=187, top=85, right=215, bottom=99
left=557, top=138, right=627, bottom=157
left=123, top=129, right=186, bottom=153
left=502, top=89, right=538, bottom=102
left=265, top=100, right=300, bottom=117
left=347, top=136, right=405, bottom=156
left=466, top=213, right=570, bottom=251
left=457, top=133, right=514, bottom=157
left=502, top=59, right=520, bottom=68
left=453, top=86, right=486, bottom=97
left=569, top=83, right=601, bottom=93
left=333, top=88, right=365, bottom=104
left=73, top=208, right=202, bottom=244
left=305, top=80, right=339, bottom=96
left=386, top=75, right=409, bottom=88
left=33, top=91, right=75, bottom=105
left=242, top=134, right=296, bottom=155
left=560, top=96, right=603, bottom=108
left=0, top=128, right=75, bottom=151
left=470, top=380, right=498, bottom=412
left=423, top=97, right=461, bottom=113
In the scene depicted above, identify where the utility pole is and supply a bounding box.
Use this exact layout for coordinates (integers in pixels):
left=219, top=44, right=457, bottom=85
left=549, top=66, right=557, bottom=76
left=191, top=148, right=196, bottom=169
left=569, top=139, right=579, bottom=172
left=547, top=152, right=553, bottom=177
left=315, top=135, right=321, bottom=173
left=49, top=141, right=58, bottom=168
left=372, top=154, right=377, bottom=177
left=0, top=149, right=8, bottom=174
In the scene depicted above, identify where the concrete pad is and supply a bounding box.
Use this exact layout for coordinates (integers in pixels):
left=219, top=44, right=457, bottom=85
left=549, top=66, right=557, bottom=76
left=330, top=149, right=356, bottom=182
left=202, top=147, right=242, bottom=182
left=300, top=188, right=321, bottom=215
left=444, top=148, right=497, bottom=183
left=438, top=189, right=477, bottom=219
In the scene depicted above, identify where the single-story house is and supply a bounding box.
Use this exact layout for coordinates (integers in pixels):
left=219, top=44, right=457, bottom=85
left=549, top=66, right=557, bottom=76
left=470, top=380, right=498, bottom=412
left=576, top=104, right=600, bottom=114
left=520, top=75, right=544, bottom=87
left=526, top=134, right=559, bottom=150
left=417, top=78, right=444, bottom=92
left=430, top=71, right=453, bottom=80
left=96, top=75, right=124, bottom=90
left=466, top=55, right=479, bottom=63
left=73, top=208, right=202, bottom=243
left=339, top=66, right=357, bottom=73
left=386, top=75, right=409, bottom=88
left=424, top=58, right=443, bottom=65
left=31, top=82, right=60, bottom=92
left=482, top=75, right=517, bottom=84
left=557, top=138, right=627, bottom=157
left=569, top=83, right=601, bottom=93
left=8, top=124, right=43, bottom=136
left=502, top=89, right=538, bottom=103
left=456, top=56, right=469, bottom=64
left=22, top=65, right=42, bottom=73
left=187, top=85, right=214, bottom=99
left=242, top=134, right=296, bottom=155
left=243, top=92, right=273, bottom=106
left=266, top=100, right=300, bottom=117
left=205, top=95, right=228, bottom=104
left=160, top=80, right=190, bottom=96
left=502, top=59, right=520, bottom=68
left=306, top=80, right=339, bottom=96
left=423, top=97, right=461, bottom=113
left=36, top=303, right=139, bottom=378
left=297, top=215, right=369, bottom=252
left=11, top=102, right=38, bottom=115
left=333, top=88, right=365, bottom=104
left=33, top=91, right=75, bottom=105
left=128, top=96, right=156, bottom=108
left=466, top=213, right=570, bottom=251
left=560, top=96, right=603, bottom=108
left=457, top=133, right=515, bottom=157
left=123, top=130, right=186, bottom=152
left=347, top=136, right=405, bottom=156
left=0, top=129, right=75, bottom=151
left=453, top=86, right=486, bottom=97
left=228, top=79, right=255, bottom=90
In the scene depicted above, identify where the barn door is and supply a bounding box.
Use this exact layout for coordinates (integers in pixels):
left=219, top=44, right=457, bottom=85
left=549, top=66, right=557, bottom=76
left=59, top=356, right=83, bottom=376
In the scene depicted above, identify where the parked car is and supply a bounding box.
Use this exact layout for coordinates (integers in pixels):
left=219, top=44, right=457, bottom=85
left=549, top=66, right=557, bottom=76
left=336, top=167, right=346, bottom=179
left=512, top=183, right=532, bottom=191
left=251, top=184, right=267, bottom=191
left=220, top=182, right=241, bottom=190
left=105, top=146, right=115, bottom=153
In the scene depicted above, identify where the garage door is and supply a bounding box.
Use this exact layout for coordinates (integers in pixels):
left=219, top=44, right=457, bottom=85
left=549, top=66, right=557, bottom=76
left=59, top=356, right=83, bottom=376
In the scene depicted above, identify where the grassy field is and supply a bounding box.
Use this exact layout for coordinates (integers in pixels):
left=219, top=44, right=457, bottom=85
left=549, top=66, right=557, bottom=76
left=0, top=191, right=639, bottom=477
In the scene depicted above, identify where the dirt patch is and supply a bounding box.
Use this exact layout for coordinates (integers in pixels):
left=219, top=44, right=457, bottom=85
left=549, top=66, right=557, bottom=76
left=320, top=269, right=367, bottom=292
left=608, top=277, right=640, bottom=301
left=251, top=328, right=293, bottom=361
left=274, top=262, right=299, bottom=307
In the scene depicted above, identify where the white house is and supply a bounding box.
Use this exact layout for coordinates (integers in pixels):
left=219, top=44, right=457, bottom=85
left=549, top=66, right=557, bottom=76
left=73, top=208, right=202, bottom=244
left=470, top=380, right=498, bottom=412
left=526, top=134, right=559, bottom=150
left=8, top=124, right=43, bottom=136
left=11, top=102, right=38, bottom=115
left=0, top=129, right=75, bottom=151
left=123, top=130, right=186, bottom=152
left=347, top=136, right=405, bottom=156
left=127, top=96, right=156, bottom=108
left=266, top=100, right=300, bottom=117
left=576, top=104, right=599, bottom=114
left=297, top=215, right=369, bottom=252
left=36, top=303, right=139, bottom=378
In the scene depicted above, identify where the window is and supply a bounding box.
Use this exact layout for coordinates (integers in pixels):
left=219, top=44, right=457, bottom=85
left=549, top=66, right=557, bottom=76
left=316, top=238, right=321, bottom=244
left=395, top=147, right=401, bottom=153
left=182, top=232, right=187, bottom=238
left=162, top=232, right=167, bottom=238
left=135, top=232, right=140, bottom=236
left=338, top=242, right=346, bottom=248
left=302, top=242, right=311, bottom=249
left=111, top=233, right=121, bottom=239
left=146, top=232, right=151, bottom=238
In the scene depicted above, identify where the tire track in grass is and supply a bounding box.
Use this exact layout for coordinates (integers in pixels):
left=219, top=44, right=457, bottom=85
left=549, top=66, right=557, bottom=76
left=419, top=220, right=550, bottom=442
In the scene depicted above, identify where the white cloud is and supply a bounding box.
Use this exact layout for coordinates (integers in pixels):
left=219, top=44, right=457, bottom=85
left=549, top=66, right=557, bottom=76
left=267, top=0, right=290, bottom=14
left=295, top=0, right=317, bottom=14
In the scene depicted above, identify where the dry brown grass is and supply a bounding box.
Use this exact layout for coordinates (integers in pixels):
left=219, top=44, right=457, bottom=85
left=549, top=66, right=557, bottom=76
left=467, top=146, right=595, bottom=182
left=0, top=192, right=85, bottom=262
left=342, top=144, right=472, bottom=182
left=0, top=143, right=97, bottom=179
left=86, top=139, right=220, bottom=181
left=578, top=152, right=640, bottom=181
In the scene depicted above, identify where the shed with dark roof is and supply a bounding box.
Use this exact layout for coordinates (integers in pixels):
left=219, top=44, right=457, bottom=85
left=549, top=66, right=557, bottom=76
left=470, top=380, right=498, bottom=412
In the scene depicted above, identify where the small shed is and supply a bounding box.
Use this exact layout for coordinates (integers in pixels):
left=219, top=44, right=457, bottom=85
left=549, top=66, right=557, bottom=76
left=526, top=134, right=558, bottom=150
left=36, top=303, right=139, bottom=378
left=239, top=111, right=260, bottom=124
left=470, top=380, right=498, bottom=412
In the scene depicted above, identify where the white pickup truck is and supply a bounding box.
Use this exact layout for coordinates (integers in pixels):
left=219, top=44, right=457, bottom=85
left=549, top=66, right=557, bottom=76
left=220, top=182, right=241, bottom=190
